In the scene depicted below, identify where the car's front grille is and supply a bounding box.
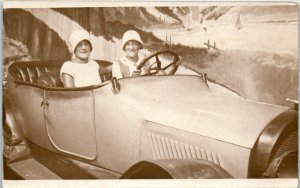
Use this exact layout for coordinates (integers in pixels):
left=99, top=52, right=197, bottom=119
left=147, top=132, right=224, bottom=167
left=272, top=130, right=298, bottom=159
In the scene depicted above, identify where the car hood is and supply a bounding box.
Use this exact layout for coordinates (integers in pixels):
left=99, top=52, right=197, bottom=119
left=144, top=91, right=288, bottom=148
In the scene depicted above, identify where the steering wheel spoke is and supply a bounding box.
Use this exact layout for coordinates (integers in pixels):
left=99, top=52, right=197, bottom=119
left=137, top=50, right=180, bottom=76
left=155, top=55, right=162, bottom=70
left=162, top=61, right=176, bottom=70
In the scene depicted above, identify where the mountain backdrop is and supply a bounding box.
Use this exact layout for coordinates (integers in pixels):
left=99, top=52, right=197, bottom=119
left=3, top=4, right=298, bottom=107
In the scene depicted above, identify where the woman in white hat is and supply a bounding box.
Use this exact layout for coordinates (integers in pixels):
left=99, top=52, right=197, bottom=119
left=112, top=30, right=149, bottom=79
left=60, top=29, right=102, bottom=87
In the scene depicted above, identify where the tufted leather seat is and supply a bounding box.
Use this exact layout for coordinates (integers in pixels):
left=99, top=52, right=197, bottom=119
left=8, top=61, right=64, bottom=87
left=8, top=61, right=112, bottom=88
left=37, top=71, right=63, bottom=87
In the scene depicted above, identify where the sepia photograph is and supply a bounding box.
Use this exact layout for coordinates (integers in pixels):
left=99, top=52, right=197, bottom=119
left=2, top=1, right=298, bottom=187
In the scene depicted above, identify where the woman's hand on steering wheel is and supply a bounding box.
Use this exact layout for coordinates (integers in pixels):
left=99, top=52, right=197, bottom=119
left=137, top=50, right=181, bottom=76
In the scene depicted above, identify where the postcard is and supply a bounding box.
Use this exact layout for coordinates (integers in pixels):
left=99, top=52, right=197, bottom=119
left=2, top=1, right=298, bottom=188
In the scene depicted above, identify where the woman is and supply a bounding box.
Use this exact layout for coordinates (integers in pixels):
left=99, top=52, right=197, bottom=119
left=60, top=29, right=102, bottom=87
left=112, top=30, right=149, bottom=79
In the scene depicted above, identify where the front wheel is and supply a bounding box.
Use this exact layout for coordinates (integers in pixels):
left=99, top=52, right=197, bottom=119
left=121, top=159, right=233, bottom=179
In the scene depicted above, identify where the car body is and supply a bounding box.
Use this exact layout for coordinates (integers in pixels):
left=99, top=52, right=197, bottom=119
left=3, top=55, right=298, bottom=179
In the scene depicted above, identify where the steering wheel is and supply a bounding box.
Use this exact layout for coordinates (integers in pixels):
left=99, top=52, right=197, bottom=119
left=137, top=50, right=181, bottom=76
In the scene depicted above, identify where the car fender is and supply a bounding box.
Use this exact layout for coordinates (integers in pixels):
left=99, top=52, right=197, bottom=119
left=3, top=93, right=30, bottom=162
left=121, top=159, right=233, bottom=179
left=248, top=109, right=298, bottom=178
left=3, top=94, right=24, bottom=144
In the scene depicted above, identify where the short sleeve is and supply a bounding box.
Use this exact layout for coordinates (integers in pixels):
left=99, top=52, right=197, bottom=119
left=60, top=61, right=75, bottom=78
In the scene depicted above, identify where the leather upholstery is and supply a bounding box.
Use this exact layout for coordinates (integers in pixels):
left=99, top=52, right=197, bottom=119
left=37, top=71, right=63, bottom=87
left=9, top=62, right=63, bottom=87
left=8, top=61, right=112, bottom=87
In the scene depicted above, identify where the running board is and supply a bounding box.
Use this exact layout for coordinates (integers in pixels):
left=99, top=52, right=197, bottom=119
left=7, top=158, right=61, bottom=179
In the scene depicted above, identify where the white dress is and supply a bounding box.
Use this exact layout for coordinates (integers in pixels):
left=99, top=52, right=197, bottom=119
left=112, top=52, right=149, bottom=79
left=60, top=60, right=101, bottom=87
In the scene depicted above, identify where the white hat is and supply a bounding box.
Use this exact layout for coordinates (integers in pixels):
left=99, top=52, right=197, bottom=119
left=121, top=30, right=144, bottom=50
left=69, top=30, right=92, bottom=53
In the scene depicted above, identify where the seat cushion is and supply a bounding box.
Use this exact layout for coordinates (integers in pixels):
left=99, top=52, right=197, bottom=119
left=37, top=71, right=63, bottom=87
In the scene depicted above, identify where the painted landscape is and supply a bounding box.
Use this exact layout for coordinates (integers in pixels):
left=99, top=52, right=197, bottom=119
left=3, top=3, right=298, bottom=107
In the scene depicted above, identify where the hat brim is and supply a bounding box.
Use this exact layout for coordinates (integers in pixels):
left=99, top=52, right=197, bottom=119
left=73, top=39, right=92, bottom=53
left=122, top=40, right=144, bottom=50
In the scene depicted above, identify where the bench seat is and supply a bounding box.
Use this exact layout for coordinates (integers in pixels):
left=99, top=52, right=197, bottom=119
left=8, top=61, right=112, bottom=88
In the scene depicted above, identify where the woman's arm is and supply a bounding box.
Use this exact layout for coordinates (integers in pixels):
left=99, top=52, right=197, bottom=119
left=61, top=73, right=75, bottom=88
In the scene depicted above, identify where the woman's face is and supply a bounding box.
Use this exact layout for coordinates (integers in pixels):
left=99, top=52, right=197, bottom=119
left=124, top=40, right=140, bottom=60
left=74, top=40, right=92, bottom=60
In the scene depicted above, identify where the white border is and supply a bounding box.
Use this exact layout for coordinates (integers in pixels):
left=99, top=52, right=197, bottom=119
left=2, top=179, right=299, bottom=188
left=3, top=1, right=297, bottom=8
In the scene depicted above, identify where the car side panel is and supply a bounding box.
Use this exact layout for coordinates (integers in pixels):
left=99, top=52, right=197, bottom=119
left=93, top=76, right=209, bottom=173
left=139, top=121, right=251, bottom=178
left=93, top=84, right=145, bottom=172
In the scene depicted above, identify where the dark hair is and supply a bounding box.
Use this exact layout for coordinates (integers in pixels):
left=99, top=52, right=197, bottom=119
left=123, top=40, right=142, bottom=50
left=74, top=40, right=92, bottom=52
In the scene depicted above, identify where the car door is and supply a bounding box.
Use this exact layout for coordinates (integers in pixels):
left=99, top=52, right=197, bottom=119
left=44, top=88, right=97, bottom=160
left=10, top=84, right=51, bottom=147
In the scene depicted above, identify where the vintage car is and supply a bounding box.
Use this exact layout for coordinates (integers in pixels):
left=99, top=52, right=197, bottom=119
left=3, top=50, right=298, bottom=179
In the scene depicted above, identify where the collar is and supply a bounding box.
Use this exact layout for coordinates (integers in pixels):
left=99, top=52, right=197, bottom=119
left=120, top=55, right=143, bottom=67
